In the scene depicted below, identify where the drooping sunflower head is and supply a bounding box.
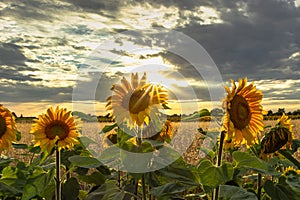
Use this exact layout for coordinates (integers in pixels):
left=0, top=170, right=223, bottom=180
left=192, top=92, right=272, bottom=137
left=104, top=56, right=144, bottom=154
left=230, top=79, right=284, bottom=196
left=260, top=125, right=291, bottom=154
left=222, top=77, right=265, bottom=149
left=277, top=113, right=294, bottom=145
left=30, top=106, right=81, bottom=153
left=259, top=113, right=294, bottom=159
left=106, top=72, right=168, bottom=127
left=0, top=105, right=18, bottom=153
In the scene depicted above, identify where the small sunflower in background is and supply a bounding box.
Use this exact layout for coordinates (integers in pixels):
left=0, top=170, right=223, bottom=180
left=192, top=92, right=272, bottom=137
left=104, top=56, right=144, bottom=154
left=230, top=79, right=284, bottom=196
left=106, top=72, right=168, bottom=128
left=222, top=77, right=265, bottom=149
left=30, top=106, right=81, bottom=153
left=144, top=120, right=173, bottom=143
left=103, top=132, right=118, bottom=148
left=0, top=104, right=18, bottom=153
left=282, top=166, right=300, bottom=177
left=277, top=113, right=294, bottom=147
left=260, top=113, right=294, bottom=158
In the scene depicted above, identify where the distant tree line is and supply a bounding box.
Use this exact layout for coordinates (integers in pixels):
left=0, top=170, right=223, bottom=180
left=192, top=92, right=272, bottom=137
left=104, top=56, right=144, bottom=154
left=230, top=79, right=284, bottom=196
left=14, top=107, right=300, bottom=123
left=265, top=108, right=300, bottom=120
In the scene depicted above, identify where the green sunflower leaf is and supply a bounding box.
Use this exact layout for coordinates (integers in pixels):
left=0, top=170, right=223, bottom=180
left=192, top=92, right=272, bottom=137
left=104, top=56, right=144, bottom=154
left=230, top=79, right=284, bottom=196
left=100, top=123, right=118, bottom=134
left=78, top=171, right=106, bottom=186
left=85, top=180, right=124, bottom=200
left=198, top=159, right=234, bottom=187
left=12, top=143, right=28, bottom=149
left=291, top=139, right=300, bottom=154
left=264, top=180, right=298, bottom=200
left=150, top=182, right=188, bottom=198
left=233, top=151, right=280, bottom=175
left=219, top=185, right=258, bottom=200
left=62, top=177, right=80, bottom=200
left=278, top=149, right=300, bottom=169
left=68, top=155, right=101, bottom=168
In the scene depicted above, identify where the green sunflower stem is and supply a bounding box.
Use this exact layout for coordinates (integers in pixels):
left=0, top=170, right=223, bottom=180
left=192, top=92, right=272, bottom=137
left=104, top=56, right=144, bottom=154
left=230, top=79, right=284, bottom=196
left=136, top=128, right=147, bottom=200
left=142, top=174, right=146, bottom=200
left=257, top=173, right=262, bottom=200
left=213, top=131, right=226, bottom=200
left=55, top=147, right=62, bottom=200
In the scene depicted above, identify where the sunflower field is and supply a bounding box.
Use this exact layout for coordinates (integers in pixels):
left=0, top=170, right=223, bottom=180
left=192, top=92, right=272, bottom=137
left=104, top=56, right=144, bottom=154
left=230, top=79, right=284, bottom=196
left=1, top=74, right=300, bottom=200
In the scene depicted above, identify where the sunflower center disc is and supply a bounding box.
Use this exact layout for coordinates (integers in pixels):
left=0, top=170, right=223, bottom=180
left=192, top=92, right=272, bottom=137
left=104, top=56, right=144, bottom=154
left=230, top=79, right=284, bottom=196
left=45, top=121, right=69, bottom=140
left=129, top=88, right=150, bottom=114
left=229, top=94, right=251, bottom=130
left=0, top=115, right=7, bottom=138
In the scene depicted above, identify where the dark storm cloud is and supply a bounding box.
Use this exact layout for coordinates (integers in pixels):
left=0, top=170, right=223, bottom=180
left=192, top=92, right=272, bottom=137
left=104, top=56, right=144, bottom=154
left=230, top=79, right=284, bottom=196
left=0, top=67, right=41, bottom=82
left=1, top=0, right=300, bottom=106
left=122, top=0, right=300, bottom=83
left=0, top=82, right=73, bottom=103
left=62, top=0, right=122, bottom=17
left=0, top=43, right=42, bottom=82
left=0, top=0, right=69, bottom=21
left=0, top=43, right=26, bottom=66
left=73, top=72, right=121, bottom=102
left=178, top=0, right=300, bottom=81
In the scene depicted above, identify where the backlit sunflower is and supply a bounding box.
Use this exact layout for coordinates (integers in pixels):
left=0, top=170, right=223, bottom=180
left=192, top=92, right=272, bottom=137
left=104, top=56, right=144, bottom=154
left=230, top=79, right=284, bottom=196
left=0, top=105, right=17, bottom=153
left=106, top=73, right=168, bottom=127
left=222, top=77, right=265, bottom=149
left=30, top=106, right=81, bottom=153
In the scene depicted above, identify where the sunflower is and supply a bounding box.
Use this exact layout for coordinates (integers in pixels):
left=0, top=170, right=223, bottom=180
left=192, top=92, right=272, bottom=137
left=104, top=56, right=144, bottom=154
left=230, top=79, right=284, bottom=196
left=143, top=120, right=173, bottom=143
left=260, top=125, right=291, bottom=154
left=277, top=113, right=294, bottom=146
left=259, top=113, right=294, bottom=159
left=30, top=106, right=81, bottom=153
left=222, top=77, right=265, bottom=149
left=106, top=73, right=168, bottom=127
left=282, top=166, right=300, bottom=177
left=0, top=105, right=17, bottom=153
left=103, top=132, right=118, bottom=148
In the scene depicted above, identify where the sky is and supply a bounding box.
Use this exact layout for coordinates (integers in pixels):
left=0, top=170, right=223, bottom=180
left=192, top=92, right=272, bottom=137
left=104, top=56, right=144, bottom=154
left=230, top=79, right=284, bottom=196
left=1, top=0, right=300, bottom=117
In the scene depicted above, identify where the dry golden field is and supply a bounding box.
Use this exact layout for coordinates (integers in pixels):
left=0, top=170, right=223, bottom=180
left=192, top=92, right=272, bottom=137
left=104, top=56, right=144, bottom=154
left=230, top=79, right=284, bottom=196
left=10, top=120, right=300, bottom=165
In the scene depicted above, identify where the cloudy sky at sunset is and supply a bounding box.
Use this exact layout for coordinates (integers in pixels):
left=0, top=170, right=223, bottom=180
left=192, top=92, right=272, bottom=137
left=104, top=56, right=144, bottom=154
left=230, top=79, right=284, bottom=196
left=1, top=0, right=300, bottom=116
